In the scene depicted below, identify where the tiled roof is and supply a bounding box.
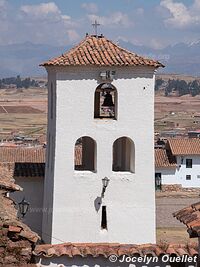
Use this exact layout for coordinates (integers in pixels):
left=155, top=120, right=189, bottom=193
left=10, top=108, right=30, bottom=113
left=0, top=146, right=81, bottom=166
left=174, top=202, right=200, bottom=238
left=34, top=242, right=198, bottom=258
left=0, top=162, right=44, bottom=179
left=0, top=147, right=45, bottom=163
left=41, top=35, right=164, bottom=68
left=155, top=148, right=176, bottom=168
left=167, top=138, right=200, bottom=155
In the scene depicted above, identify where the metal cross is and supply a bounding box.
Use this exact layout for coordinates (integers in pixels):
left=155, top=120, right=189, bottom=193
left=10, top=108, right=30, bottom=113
left=92, top=20, right=100, bottom=36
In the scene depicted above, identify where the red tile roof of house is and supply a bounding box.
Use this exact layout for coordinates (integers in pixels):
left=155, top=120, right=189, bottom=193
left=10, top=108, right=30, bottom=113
left=155, top=148, right=176, bottom=168
left=34, top=242, right=198, bottom=258
left=174, top=201, right=200, bottom=238
left=0, top=147, right=45, bottom=163
left=0, top=146, right=81, bottom=165
left=41, top=35, right=164, bottom=68
left=167, top=138, right=200, bottom=155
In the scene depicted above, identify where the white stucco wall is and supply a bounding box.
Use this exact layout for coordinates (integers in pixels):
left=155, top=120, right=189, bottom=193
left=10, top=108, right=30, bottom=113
left=42, top=65, right=156, bottom=245
left=155, top=168, right=177, bottom=185
left=176, top=155, right=200, bottom=187
left=156, top=155, right=200, bottom=188
left=11, top=176, right=44, bottom=236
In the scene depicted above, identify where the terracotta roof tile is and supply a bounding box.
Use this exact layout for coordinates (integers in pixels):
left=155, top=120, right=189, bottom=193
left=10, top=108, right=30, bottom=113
left=0, top=147, right=45, bottom=163
left=155, top=148, right=176, bottom=168
left=0, top=163, right=21, bottom=191
left=168, top=138, right=200, bottom=155
left=174, top=201, right=200, bottom=238
left=0, top=146, right=82, bottom=166
left=34, top=242, right=198, bottom=258
left=41, top=35, right=164, bottom=68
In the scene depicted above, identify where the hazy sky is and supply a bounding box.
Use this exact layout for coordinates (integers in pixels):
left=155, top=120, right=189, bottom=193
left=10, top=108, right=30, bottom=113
left=1, top=0, right=200, bottom=48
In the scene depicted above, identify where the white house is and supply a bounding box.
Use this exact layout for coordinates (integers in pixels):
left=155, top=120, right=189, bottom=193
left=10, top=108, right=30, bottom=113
left=155, top=138, right=200, bottom=188
left=41, top=33, right=163, bottom=246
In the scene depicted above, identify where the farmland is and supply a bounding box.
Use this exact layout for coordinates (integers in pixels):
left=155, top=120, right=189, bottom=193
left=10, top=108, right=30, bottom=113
left=0, top=88, right=47, bottom=138
left=1, top=81, right=200, bottom=138
left=155, top=94, right=200, bottom=133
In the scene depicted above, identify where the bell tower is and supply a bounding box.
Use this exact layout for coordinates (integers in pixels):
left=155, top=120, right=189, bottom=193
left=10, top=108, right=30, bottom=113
left=41, top=34, right=163, bottom=244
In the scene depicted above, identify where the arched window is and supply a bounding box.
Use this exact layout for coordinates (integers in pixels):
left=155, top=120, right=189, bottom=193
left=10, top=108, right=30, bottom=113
left=74, top=136, right=96, bottom=171
left=94, top=83, right=117, bottom=119
left=113, top=137, right=135, bottom=172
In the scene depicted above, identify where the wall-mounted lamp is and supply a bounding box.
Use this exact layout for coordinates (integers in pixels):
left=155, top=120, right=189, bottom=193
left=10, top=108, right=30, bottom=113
left=177, top=164, right=181, bottom=171
left=181, top=157, right=184, bottom=164
left=101, top=177, right=110, bottom=198
left=18, top=197, right=30, bottom=218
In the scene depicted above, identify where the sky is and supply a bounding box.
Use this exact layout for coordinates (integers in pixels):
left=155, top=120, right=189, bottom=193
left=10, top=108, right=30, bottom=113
left=1, top=0, right=200, bottom=48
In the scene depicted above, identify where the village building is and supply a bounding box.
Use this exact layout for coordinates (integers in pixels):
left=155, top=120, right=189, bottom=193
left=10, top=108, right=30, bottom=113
left=0, top=164, right=39, bottom=266
left=0, top=147, right=45, bottom=237
left=155, top=138, right=200, bottom=189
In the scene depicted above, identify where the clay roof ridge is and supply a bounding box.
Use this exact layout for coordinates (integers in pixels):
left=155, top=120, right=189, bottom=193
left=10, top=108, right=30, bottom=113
left=173, top=201, right=200, bottom=238
left=34, top=242, right=198, bottom=258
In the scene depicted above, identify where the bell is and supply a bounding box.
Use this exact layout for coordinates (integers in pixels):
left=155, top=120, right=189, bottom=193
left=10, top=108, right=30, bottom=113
left=102, top=92, right=114, bottom=107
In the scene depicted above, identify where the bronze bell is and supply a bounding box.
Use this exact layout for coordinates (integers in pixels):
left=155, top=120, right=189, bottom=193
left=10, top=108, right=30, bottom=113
left=102, top=92, right=114, bottom=107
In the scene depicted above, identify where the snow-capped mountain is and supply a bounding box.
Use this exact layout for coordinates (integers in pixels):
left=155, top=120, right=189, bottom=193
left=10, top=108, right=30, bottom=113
left=0, top=40, right=200, bottom=77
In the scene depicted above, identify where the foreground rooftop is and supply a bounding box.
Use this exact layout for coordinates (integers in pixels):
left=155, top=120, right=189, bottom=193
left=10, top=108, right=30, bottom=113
left=34, top=242, right=198, bottom=258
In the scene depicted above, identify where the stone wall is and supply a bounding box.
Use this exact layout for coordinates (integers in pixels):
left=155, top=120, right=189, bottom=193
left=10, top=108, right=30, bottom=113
left=162, top=184, right=200, bottom=193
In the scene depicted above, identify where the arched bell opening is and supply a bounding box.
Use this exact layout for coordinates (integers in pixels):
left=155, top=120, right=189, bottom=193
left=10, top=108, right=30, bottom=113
left=94, top=83, right=117, bottom=119
left=112, top=137, right=135, bottom=172
left=74, top=136, right=96, bottom=172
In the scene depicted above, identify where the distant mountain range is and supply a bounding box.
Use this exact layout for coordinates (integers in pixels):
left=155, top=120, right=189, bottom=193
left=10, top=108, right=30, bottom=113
left=0, top=40, right=200, bottom=78
left=0, top=42, right=70, bottom=78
